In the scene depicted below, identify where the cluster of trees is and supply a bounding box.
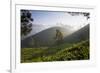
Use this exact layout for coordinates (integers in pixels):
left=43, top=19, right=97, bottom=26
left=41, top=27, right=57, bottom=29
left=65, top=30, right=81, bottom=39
left=55, top=29, right=64, bottom=45
left=67, top=12, right=90, bottom=20
left=21, top=10, right=33, bottom=36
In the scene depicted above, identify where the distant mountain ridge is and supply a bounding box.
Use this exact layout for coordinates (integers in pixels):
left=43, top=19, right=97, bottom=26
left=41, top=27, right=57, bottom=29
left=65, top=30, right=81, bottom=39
left=21, top=24, right=89, bottom=48
left=21, top=26, right=73, bottom=48
left=63, top=24, right=89, bottom=43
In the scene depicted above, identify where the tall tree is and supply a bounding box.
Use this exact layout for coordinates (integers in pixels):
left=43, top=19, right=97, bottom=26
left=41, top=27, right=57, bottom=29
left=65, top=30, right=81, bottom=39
left=21, top=10, right=33, bottom=36
left=55, top=29, right=63, bottom=45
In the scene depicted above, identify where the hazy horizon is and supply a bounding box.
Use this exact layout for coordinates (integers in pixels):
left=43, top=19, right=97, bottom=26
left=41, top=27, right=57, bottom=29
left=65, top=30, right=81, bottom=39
left=21, top=10, right=90, bottom=39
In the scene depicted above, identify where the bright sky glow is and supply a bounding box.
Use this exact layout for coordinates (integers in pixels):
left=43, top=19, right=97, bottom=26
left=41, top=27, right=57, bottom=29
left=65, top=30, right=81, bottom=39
left=22, top=10, right=90, bottom=39
left=31, top=10, right=89, bottom=30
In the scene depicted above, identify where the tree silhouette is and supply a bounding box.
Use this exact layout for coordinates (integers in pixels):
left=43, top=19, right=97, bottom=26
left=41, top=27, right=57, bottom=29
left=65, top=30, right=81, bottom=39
left=55, top=29, right=63, bottom=45
left=67, top=12, right=90, bottom=20
left=21, top=10, right=33, bottom=36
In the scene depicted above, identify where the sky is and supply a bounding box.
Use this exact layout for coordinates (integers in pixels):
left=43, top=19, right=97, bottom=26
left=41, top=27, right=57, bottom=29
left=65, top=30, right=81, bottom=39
left=22, top=10, right=90, bottom=39
left=31, top=10, right=89, bottom=30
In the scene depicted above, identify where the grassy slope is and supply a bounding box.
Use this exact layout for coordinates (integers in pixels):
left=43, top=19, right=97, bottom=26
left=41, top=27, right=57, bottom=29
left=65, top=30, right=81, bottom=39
left=21, top=26, right=72, bottom=48
left=21, top=40, right=89, bottom=63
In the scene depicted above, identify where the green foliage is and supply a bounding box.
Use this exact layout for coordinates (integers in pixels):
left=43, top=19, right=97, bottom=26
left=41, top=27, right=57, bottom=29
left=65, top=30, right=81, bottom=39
left=21, top=10, right=33, bottom=36
left=41, top=40, right=89, bottom=61
left=21, top=40, right=89, bottom=63
left=55, top=29, right=64, bottom=45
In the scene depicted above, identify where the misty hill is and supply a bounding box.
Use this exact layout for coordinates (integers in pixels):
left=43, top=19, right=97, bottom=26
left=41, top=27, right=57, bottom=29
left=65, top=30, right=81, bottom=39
left=63, top=24, right=89, bottom=43
left=21, top=26, right=73, bottom=48
left=21, top=24, right=89, bottom=48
